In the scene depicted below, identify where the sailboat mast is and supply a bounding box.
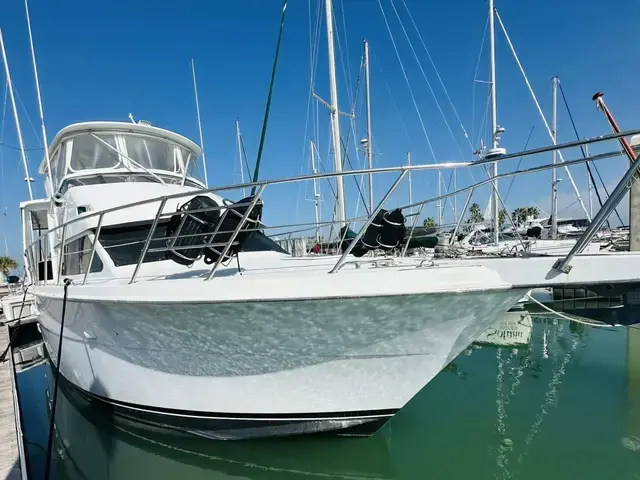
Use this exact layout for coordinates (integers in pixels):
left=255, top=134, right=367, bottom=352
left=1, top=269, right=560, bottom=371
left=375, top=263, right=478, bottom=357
left=551, top=76, right=559, bottom=239
left=0, top=28, right=33, bottom=201
left=407, top=152, right=413, bottom=214
left=310, top=139, right=321, bottom=241
left=453, top=170, right=458, bottom=223
left=191, top=59, right=209, bottom=188
left=324, top=0, right=346, bottom=228
left=24, top=0, right=53, bottom=193
left=235, top=119, right=246, bottom=197
left=363, top=39, right=374, bottom=213
left=437, top=171, right=442, bottom=226
left=488, top=0, right=501, bottom=244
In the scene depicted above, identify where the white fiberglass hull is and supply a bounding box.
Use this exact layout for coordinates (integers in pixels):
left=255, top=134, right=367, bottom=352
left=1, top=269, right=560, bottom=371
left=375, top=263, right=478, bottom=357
left=36, top=286, right=522, bottom=439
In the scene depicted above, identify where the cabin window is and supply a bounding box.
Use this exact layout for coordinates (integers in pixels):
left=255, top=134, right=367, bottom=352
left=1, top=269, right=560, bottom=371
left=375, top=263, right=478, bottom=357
left=70, top=134, right=120, bottom=171
left=124, top=136, right=176, bottom=172
left=98, top=221, right=170, bottom=267
left=97, top=220, right=286, bottom=267
left=62, top=235, right=103, bottom=276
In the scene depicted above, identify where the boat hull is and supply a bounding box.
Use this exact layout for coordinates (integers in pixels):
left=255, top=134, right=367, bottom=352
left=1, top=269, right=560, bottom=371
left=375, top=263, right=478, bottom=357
left=36, top=288, right=523, bottom=439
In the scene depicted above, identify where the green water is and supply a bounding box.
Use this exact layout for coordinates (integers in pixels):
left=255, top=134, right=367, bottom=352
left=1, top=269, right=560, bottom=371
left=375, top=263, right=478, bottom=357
left=16, top=316, right=640, bottom=479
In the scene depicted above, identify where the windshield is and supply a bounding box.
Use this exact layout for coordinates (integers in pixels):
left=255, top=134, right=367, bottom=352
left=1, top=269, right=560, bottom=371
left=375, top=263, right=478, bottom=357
left=69, top=134, right=120, bottom=171
left=60, top=133, right=200, bottom=185
left=124, top=135, right=177, bottom=172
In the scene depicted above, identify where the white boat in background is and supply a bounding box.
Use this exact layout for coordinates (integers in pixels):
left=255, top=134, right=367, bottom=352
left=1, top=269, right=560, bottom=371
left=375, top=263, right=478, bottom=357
left=454, top=226, right=601, bottom=256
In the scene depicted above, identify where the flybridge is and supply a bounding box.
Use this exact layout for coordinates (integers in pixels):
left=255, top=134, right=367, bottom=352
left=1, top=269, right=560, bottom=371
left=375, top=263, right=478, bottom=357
left=39, top=121, right=204, bottom=195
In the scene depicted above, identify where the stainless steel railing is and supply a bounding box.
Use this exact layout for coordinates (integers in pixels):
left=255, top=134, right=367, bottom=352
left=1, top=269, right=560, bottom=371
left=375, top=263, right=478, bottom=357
left=23, top=128, right=640, bottom=286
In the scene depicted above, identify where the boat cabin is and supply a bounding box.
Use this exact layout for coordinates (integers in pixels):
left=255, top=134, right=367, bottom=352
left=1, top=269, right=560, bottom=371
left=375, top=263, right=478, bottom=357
left=39, top=121, right=204, bottom=196
left=23, top=121, right=287, bottom=286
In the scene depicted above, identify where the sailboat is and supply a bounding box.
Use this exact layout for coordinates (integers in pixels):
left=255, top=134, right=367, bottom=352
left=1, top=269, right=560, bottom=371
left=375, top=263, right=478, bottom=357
left=12, top=0, right=640, bottom=440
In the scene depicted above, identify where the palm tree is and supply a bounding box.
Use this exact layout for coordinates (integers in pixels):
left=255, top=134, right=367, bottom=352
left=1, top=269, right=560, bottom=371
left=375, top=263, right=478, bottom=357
left=0, top=256, right=17, bottom=279
left=512, top=206, right=540, bottom=226
left=468, top=203, right=484, bottom=224
left=423, top=217, right=437, bottom=228
left=498, top=208, right=508, bottom=226
left=525, top=206, right=540, bottom=219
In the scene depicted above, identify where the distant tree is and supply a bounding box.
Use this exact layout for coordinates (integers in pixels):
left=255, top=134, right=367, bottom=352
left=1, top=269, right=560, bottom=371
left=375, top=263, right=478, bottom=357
left=423, top=217, right=437, bottom=228
left=0, top=256, right=17, bottom=278
left=512, top=207, right=526, bottom=225
left=468, top=203, right=484, bottom=224
left=526, top=206, right=540, bottom=219
left=512, top=206, right=540, bottom=226
left=498, top=208, right=508, bottom=227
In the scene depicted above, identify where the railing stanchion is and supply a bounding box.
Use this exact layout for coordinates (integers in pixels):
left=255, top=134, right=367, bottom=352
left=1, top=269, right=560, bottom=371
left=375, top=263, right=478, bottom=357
left=553, top=161, right=640, bottom=273
left=130, top=198, right=167, bottom=284
left=56, top=224, right=67, bottom=286
left=554, top=150, right=640, bottom=273
left=401, top=203, right=425, bottom=257
left=205, top=185, right=266, bottom=281
left=330, top=171, right=407, bottom=274
left=83, top=213, right=104, bottom=286
left=449, top=187, right=475, bottom=246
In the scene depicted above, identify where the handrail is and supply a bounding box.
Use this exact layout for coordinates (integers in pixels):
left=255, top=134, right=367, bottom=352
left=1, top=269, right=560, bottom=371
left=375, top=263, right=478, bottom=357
left=23, top=129, right=640, bottom=284
left=130, top=198, right=167, bottom=284
left=26, top=133, right=633, bottom=250
left=553, top=147, right=640, bottom=273
left=205, top=185, right=266, bottom=280
left=26, top=144, right=627, bottom=257
left=56, top=224, right=66, bottom=285
left=82, top=212, right=104, bottom=285
left=399, top=147, right=627, bottom=212
left=330, top=171, right=407, bottom=274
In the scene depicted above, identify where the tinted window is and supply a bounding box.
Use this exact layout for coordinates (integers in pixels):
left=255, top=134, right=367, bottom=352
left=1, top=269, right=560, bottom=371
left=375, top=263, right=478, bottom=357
left=98, top=221, right=286, bottom=267
left=98, top=222, right=169, bottom=267
left=62, top=236, right=103, bottom=275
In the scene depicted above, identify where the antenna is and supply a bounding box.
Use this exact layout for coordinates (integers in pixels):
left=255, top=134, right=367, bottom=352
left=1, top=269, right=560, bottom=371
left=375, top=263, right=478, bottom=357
left=128, top=113, right=136, bottom=124
left=0, top=28, right=33, bottom=200
left=24, top=0, right=53, bottom=193
left=235, top=119, right=246, bottom=197
left=191, top=58, right=209, bottom=187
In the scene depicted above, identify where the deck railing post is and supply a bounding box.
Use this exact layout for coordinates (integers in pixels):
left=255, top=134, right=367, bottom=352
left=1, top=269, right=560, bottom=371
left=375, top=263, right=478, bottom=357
left=330, top=170, right=407, bottom=274
left=82, top=213, right=104, bottom=286
left=401, top=203, right=425, bottom=257
left=56, top=224, right=67, bottom=286
left=130, top=198, right=167, bottom=284
left=554, top=149, right=640, bottom=273
left=450, top=186, right=475, bottom=245
left=205, top=185, right=266, bottom=281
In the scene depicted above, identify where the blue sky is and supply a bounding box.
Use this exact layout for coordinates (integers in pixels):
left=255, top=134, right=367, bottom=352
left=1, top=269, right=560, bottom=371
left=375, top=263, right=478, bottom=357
left=1, top=0, right=639, bottom=263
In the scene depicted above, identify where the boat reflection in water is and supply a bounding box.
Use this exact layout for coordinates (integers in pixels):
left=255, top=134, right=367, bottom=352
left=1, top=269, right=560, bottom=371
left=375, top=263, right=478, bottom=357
left=46, top=366, right=395, bottom=480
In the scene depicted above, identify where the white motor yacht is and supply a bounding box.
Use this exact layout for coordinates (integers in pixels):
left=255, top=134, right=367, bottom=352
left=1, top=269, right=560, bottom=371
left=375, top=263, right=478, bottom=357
left=21, top=121, right=640, bottom=439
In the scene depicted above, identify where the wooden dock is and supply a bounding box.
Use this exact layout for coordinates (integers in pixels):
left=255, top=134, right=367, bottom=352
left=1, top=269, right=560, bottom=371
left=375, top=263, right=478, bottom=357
left=0, top=325, right=23, bottom=479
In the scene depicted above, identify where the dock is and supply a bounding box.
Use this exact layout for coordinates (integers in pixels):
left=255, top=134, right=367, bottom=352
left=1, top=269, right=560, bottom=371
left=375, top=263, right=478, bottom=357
left=0, top=325, right=23, bottom=479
